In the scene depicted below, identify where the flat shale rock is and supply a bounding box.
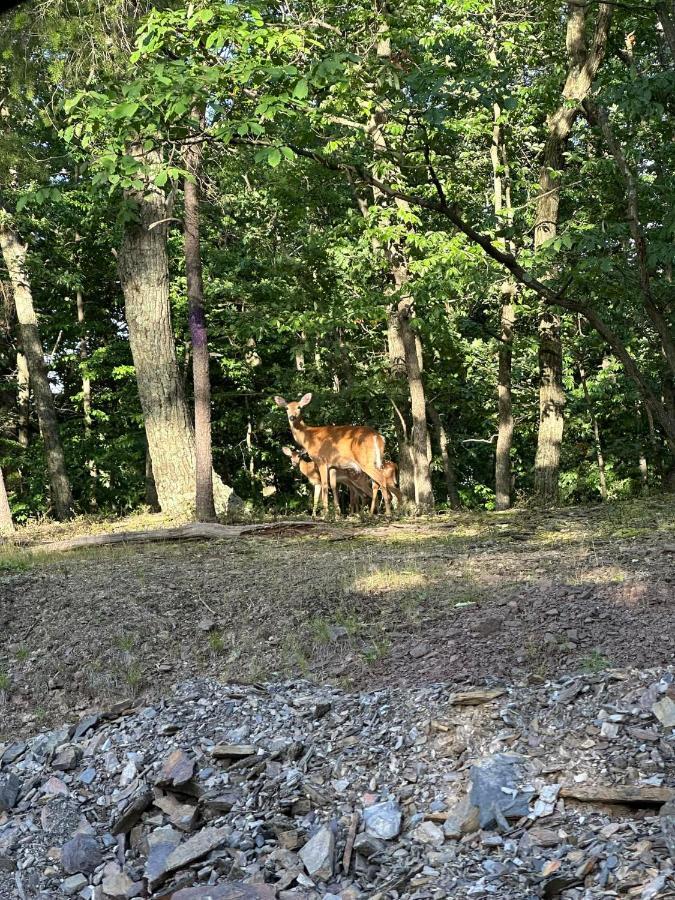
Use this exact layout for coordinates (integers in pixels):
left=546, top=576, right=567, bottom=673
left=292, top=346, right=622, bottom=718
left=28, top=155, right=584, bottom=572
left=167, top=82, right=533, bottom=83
left=298, top=824, right=335, bottom=881
left=60, top=832, right=102, bottom=874
left=170, top=885, right=276, bottom=899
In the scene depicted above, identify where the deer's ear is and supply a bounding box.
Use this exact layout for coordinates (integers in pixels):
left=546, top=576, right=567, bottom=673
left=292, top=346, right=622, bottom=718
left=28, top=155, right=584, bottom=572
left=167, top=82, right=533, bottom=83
left=282, top=446, right=293, bottom=457
left=274, top=396, right=287, bottom=407
left=298, top=392, right=312, bottom=407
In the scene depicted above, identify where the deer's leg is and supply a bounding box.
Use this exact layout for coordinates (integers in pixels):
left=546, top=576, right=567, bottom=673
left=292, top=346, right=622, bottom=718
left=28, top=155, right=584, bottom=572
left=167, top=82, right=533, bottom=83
left=312, top=483, right=321, bottom=517
left=329, top=467, right=341, bottom=517
left=369, top=481, right=378, bottom=515
left=318, top=462, right=330, bottom=518
left=361, top=466, right=392, bottom=517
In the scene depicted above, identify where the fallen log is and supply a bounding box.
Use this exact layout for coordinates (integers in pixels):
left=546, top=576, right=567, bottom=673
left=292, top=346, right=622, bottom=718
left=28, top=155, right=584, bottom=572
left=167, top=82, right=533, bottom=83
left=37, top=520, right=323, bottom=552
left=560, top=783, right=674, bottom=807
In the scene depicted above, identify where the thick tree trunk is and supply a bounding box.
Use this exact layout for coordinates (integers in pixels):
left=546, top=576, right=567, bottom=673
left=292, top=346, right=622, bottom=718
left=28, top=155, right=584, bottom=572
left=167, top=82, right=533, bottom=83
left=16, top=347, right=29, bottom=447
left=117, top=149, right=235, bottom=516
left=184, top=117, right=216, bottom=522
left=0, top=466, right=13, bottom=533
left=656, top=1, right=675, bottom=57
left=144, top=441, right=160, bottom=511
left=0, top=224, right=74, bottom=520
left=580, top=367, right=608, bottom=500
left=532, top=2, right=612, bottom=506
left=428, top=402, right=460, bottom=508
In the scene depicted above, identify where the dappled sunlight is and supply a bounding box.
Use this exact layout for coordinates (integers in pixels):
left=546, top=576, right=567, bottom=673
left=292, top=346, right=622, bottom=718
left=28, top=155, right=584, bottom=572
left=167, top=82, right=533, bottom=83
left=350, top=567, right=429, bottom=594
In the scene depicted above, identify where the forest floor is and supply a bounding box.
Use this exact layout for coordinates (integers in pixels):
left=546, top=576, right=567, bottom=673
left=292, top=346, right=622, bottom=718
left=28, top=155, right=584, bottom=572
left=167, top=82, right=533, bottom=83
left=1, top=496, right=674, bottom=742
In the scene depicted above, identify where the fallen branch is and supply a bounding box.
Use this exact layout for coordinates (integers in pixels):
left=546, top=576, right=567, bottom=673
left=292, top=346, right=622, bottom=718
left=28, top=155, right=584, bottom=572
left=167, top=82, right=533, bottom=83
left=37, top=520, right=322, bottom=552
left=560, top=783, right=674, bottom=806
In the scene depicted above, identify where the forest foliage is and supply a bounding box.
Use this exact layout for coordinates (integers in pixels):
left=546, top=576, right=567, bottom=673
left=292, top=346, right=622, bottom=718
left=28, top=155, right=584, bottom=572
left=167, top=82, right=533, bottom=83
left=0, top=0, right=673, bottom=524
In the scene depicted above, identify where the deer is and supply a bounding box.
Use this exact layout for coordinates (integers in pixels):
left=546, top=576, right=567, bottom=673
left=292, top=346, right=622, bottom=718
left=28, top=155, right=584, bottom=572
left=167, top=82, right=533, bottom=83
left=370, top=461, right=403, bottom=514
left=282, top=446, right=371, bottom=516
left=274, top=393, right=394, bottom=517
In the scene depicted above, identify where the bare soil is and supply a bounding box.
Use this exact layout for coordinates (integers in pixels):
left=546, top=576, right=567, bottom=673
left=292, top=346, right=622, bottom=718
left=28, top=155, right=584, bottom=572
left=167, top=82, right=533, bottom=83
left=1, top=497, right=674, bottom=740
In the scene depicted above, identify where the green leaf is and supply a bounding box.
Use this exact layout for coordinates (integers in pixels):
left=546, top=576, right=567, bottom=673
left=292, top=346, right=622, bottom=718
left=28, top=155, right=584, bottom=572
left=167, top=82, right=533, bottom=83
left=293, top=78, right=309, bottom=100
left=268, top=148, right=282, bottom=167
left=111, top=100, right=140, bottom=120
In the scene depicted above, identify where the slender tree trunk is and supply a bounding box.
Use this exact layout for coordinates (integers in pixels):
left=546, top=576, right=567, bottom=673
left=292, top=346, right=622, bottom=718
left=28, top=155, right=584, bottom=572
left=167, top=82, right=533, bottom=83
left=0, top=224, right=74, bottom=520
left=496, top=296, right=515, bottom=510
left=397, top=296, right=434, bottom=510
left=579, top=367, right=608, bottom=500
left=0, top=467, right=13, bottom=533
left=533, top=2, right=612, bottom=505
left=387, top=288, right=415, bottom=505
left=490, top=95, right=516, bottom=510
left=117, top=147, right=235, bottom=516
left=428, top=402, right=460, bottom=508
left=184, top=113, right=216, bottom=522
left=16, top=347, right=29, bottom=447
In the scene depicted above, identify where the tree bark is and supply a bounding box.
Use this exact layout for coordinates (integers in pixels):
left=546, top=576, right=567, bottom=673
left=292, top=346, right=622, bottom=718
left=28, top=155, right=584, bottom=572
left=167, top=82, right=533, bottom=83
left=579, top=366, right=608, bottom=500
left=428, top=402, right=460, bottom=508
left=0, top=223, right=74, bottom=520
left=532, top=2, right=612, bottom=505
left=117, top=148, right=235, bottom=516
left=184, top=113, right=216, bottom=522
left=16, top=346, right=29, bottom=448
left=144, top=439, right=160, bottom=511
left=656, top=1, right=675, bottom=58
left=386, top=288, right=415, bottom=505
left=0, top=466, right=13, bottom=533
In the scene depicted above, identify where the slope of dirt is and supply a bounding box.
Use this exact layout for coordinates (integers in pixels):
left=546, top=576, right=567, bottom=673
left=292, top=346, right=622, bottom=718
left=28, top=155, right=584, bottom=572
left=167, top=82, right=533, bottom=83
left=0, top=498, right=674, bottom=741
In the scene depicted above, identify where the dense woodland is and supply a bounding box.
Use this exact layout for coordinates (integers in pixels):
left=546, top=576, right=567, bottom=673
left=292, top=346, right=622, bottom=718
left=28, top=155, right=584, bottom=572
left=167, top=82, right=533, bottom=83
left=0, top=0, right=673, bottom=526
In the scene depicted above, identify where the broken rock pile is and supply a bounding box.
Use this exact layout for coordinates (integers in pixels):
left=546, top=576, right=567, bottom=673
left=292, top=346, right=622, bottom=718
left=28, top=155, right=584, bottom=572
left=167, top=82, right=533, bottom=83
left=0, top=669, right=674, bottom=899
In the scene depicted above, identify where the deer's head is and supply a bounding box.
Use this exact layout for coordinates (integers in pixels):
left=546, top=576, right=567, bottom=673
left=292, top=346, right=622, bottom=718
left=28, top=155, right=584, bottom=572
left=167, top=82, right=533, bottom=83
left=274, top=393, right=312, bottom=426
left=281, top=445, right=302, bottom=467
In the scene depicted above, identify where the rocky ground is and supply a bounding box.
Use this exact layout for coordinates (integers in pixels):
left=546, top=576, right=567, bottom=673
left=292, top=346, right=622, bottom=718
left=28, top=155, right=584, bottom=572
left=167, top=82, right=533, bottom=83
left=0, top=498, right=674, bottom=898
left=0, top=670, right=674, bottom=899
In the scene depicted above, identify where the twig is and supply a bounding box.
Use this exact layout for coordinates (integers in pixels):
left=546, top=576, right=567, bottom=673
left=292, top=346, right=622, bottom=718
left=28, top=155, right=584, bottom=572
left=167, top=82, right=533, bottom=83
left=147, top=217, right=182, bottom=231
left=462, top=434, right=499, bottom=445
left=342, top=810, right=359, bottom=874
left=49, top=329, right=63, bottom=360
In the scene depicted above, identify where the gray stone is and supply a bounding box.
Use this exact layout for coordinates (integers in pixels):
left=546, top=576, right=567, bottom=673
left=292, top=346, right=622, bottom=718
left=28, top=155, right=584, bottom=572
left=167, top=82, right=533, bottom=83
left=53, top=746, right=83, bottom=772
left=171, top=885, right=276, bottom=899
left=1, top=741, right=26, bottom=765
left=31, top=728, right=71, bottom=763
left=62, top=874, right=88, bottom=896
left=660, top=800, right=675, bottom=863
left=413, top=820, right=444, bottom=847
left=73, top=714, right=100, bottom=741
left=79, top=767, right=97, bottom=786
left=0, top=773, right=21, bottom=811
left=61, top=833, right=102, bottom=875
left=363, top=801, right=402, bottom=840
left=653, top=696, right=675, bottom=728
left=144, top=825, right=182, bottom=887
left=101, top=871, right=134, bottom=899
left=156, top=748, right=195, bottom=788
left=299, top=824, right=335, bottom=882
left=148, top=825, right=228, bottom=889
left=353, top=832, right=386, bottom=859
left=468, top=753, right=534, bottom=829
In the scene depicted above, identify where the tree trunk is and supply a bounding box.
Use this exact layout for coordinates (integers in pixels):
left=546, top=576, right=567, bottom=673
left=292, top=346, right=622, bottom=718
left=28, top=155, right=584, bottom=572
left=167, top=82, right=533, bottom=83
left=117, top=147, right=235, bottom=516
left=0, top=223, right=74, bottom=520
left=398, top=298, right=434, bottom=510
left=532, top=3, right=612, bottom=506
left=144, top=440, right=160, bottom=511
left=496, top=296, right=515, bottom=509
left=656, top=1, right=675, bottom=57
left=0, top=466, right=13, bottom=533
left=490, top=96, right=516, bottom=511
left=428, top=402, right=460, bottom=508
left=184, top=114, right=216, bottom=522
left=387, top=288, right=415, bottom=505
left=579, top=367, right=608, bottom=500
left=16, top=347, right=29, bottom=447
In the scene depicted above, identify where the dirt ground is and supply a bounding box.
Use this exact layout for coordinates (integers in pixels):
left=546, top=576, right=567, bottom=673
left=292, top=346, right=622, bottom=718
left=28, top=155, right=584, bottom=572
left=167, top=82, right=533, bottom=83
left=1, top=497, right=674, bottom=741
